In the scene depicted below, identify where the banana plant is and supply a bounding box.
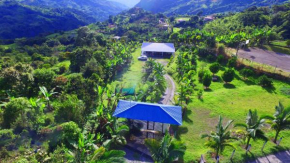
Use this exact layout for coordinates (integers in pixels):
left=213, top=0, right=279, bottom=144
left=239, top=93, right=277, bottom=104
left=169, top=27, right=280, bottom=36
left=39, top=86, right=57, bottom=110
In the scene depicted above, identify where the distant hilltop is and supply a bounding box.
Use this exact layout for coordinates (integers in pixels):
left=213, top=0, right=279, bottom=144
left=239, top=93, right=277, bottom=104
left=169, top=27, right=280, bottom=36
left=135, top=0, right=289, bottom=15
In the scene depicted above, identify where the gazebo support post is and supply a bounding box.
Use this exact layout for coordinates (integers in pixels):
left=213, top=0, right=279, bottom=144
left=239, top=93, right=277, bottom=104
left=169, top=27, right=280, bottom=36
left=162, top=123, right=164, bottom=134
left=147, top=121, right=149, bottom=138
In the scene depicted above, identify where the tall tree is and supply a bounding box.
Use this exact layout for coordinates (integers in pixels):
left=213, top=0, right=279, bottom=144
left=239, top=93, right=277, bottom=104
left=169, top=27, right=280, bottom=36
left=202, top=116, right=236, bottom=159
left=235, top=110, right=268, bottom=149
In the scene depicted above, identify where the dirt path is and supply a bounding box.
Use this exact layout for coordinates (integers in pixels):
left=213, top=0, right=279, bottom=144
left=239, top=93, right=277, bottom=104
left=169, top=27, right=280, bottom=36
left=159, top=74, right=176, bottom=105
left=238, top=48, right=290, bottom=72
left=247, top=150, right=290, bottom=163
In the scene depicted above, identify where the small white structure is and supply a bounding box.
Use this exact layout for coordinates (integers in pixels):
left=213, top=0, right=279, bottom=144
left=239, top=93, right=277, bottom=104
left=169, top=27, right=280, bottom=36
left=141, top=42, right=175, bottom=58
left=112, top=36, right=121, bottom=40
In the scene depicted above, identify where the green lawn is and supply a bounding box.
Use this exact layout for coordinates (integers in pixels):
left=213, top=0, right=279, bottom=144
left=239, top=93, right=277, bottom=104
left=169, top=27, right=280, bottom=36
left=168, top=52, right=290, bottom=162
left=110, top=48, right=144, bottom=89
left=263, top=41, right=290, bottom=55
left=175, top=17, right=190, bottom=21
left=271, top=40, right=288, bottom=47
left=173, top=27, right=182, bottom=33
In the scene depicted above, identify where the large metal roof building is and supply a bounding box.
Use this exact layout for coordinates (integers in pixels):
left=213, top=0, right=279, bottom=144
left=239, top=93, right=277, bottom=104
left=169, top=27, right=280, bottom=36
left=141, top=42, right=175, bottom=53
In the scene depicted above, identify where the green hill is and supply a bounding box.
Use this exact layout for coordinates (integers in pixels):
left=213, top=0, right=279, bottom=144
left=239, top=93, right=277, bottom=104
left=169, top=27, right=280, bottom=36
left=0, top=0, right=128, bottom=39
left=135, top=0, right=289, bottom=15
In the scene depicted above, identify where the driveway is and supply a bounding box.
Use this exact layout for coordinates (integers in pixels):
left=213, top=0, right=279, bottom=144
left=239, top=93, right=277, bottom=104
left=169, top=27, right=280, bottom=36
left=159, top=74, right=176, bottom=105
left=238, top=48, right=290, bottom=72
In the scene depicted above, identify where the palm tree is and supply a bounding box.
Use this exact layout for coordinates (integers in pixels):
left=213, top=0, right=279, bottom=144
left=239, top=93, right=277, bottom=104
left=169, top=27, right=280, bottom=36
left=266, top=102, right=290, bottom=143
left=39, top=86, right=57, bottom=110
left=235, top=109, right=268, bottom=150
left=145, top=132, right=186, bottom=163
left=104, top=117, right=129, bottom=147
left=201, top=116, right=236, bottom=159
left=68, top=133, right=126, bottom=163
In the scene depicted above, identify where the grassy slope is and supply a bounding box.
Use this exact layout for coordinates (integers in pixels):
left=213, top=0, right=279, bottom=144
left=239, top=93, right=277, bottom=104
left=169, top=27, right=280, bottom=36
left=169, top=52, right=290, bottom=162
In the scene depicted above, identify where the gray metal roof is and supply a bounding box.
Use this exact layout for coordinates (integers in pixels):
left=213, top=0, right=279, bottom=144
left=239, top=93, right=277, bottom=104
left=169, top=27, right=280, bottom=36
left=141, top=42, right=175, bottom=53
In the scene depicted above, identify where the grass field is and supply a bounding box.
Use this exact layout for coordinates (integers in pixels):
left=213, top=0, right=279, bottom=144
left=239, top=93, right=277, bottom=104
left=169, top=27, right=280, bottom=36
left=261, top=40, right=290, bottom=55
left=168, top=51, right=290, bottom=162
left=263, top=44, right=290, bottom=55
left=175, top=17, right=190, bottom=21
left=173, top=27, right=182, bottom=33
left=110, top=48, right=144, bottom=89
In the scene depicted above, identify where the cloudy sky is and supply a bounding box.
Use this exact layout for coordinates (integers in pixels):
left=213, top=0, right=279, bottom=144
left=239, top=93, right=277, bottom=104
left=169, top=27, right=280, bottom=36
left=110, top=0, right=140, bottom=7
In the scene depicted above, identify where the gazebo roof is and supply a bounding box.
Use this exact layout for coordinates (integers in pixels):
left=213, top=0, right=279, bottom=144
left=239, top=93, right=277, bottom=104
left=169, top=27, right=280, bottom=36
left=141, top=42, right=175, bottom=53
left=113, top=100, right=182, bottom=125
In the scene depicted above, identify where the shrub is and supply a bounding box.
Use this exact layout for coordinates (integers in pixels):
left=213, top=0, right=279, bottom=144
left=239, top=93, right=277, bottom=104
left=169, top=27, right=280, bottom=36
left=258, top=75, right=273, bottom=87
left=60, top=121, right=81, bottom=142
left=227, top=57, right=237, bottom=68
left=198, top=69, right=205, bottom=80
left=0, top=129, right=18, bottom=146
left=41, top=63, right=51, bottom=69
left=217, top=43, right=225, bottom=55
left=209, top=63, right=220, bottom=75
left=286, top=40, right=290, bottom=47
left=55, top=94, right=86, bottom=125
left=206, top=54, right=216, bottom=62
left=3, top=98, right=30, bottom=128
left=217, top=55, right=224, bottom=64
left=33, top=68, right=56, bottom=89
left=197, top=89, right=203, bottom=99
left=203, top=73, right=212, bottom=88
left=240, top=68, right=254, bottom=79
left=81, top=58, right=103, bottom=78
left=222, top=69, right=235, bottom=83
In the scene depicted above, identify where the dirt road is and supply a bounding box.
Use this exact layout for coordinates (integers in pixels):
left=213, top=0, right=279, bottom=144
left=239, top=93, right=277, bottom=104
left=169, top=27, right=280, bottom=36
left=159, top=74, right=176, bottom=105
left=238, top=48, right=290, bottom=72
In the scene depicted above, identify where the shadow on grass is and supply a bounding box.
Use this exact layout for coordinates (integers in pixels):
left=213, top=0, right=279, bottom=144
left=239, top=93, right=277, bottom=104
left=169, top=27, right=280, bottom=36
left=223, top=83, right=236, bottom=89
left=242, top=79, right=256, bottom=86
left=174, top=126, right=189, bottom=140
left=262, top=86, right=276, bottom=94
left=183, top=109, right=193, bottom=124
left=240, top=151, right=255, bottom=162
left=204, top=88, right=213, bottom=92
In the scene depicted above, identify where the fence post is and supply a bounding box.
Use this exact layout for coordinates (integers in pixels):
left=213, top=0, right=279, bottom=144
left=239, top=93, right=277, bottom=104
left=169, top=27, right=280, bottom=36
left=274, top=66, right=277, bottom=73
left=262, top=140, right=267, bottom=152
left=246, top=144, right=251, bottom=154
left=277, top=137, right=283, bottom=146
left=230, top=149, right=235, bottom=160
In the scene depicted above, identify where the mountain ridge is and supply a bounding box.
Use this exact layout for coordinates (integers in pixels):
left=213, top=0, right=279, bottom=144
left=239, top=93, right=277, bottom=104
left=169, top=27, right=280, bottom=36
left=135, top=0, right=289, bottom=15
left=0, top=0, right=128, bottom=39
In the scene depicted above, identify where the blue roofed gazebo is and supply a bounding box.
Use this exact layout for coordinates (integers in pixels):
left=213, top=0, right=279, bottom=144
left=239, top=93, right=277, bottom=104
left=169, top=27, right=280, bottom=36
left=113, top=100, right=182, bottom=138
left=113, top=100, right=182, bottom=125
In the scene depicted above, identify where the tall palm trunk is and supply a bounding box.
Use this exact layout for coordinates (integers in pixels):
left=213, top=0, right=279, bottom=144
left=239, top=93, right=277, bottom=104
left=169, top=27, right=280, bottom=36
left=246, top=136, right=251, bottom=149
left=216, top=147, right=220, bottom=159
left=274, top=130, right=280, bottom=143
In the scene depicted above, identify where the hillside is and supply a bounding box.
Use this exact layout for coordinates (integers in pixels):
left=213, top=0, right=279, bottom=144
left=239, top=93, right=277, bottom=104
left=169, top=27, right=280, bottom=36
left=0, top=0, right=127, bottom=39
left=17, top=0, right=128, bottom=21
left=135, top=0, right=289, bottom=15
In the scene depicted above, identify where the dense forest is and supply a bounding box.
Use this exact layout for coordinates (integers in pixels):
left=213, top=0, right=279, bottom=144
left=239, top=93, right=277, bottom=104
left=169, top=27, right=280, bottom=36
left=0, top=1, right=290, bottom=162
left=136, top=0, right=289, bottom=16
left=0, top=0, right=127, bottom=39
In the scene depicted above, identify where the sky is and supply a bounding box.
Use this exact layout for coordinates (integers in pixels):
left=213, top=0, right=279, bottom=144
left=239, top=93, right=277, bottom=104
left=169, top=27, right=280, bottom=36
left=110, top=0, right=140, bottom=7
